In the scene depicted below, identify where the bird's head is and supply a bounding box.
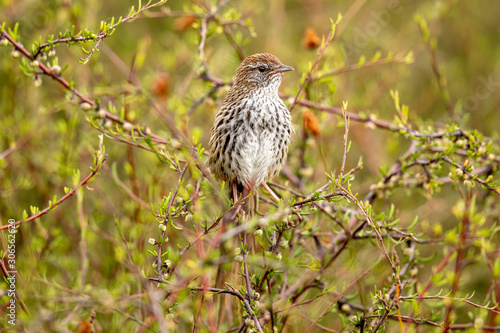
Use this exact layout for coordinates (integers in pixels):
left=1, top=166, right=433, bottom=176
left=234, top=53, right=294, bottom=92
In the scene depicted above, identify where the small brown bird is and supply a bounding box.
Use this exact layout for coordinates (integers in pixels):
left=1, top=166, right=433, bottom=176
left=209, top=53, right=294, bottom=213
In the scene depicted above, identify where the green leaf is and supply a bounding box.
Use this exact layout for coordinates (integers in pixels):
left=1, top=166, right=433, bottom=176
left=408, top=215, right=419, bottom=229
left=128, top=6, right=136, bottom=17
left=357, top=55, right=366, bottom=68
left=388, top=204, right=395, bottom=220
left=169, top=219, right=183, bottom=230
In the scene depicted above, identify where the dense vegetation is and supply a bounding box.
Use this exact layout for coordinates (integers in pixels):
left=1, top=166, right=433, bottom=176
left=1, top=0, right=499, bottom=331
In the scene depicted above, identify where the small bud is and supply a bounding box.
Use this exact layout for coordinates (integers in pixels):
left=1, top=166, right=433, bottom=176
left=97, top=109, right=107, bottom=119
left=488, top=153, right=496, bottom=161
left=254, top=292, right=260, bottom=300
left=455, top=168, right=463, bottom=178
left=341, top=304, right=352, bottom=313
left=365, top=121, right=376, bottom=130
left=11, top=49, right=20, bottom=58
left=30, top=60, right=39, bottom=67
left=0, top=38, right=8, bottom=46
left=159, top=223, right=167, bottom=231
left=184, top=213, right=193, bottom=222
left=166, top=313, right=174, bottom=321
left=48, top=48, right=56, bottom=57
left=163, top=273, right=169, bottom=280
left=403, top=247, right=414, bottom=256
left=152, top=262, right=158, bottom=268
left=276, top=252, right=282, bottom=261
left=474, top=317, right=484, bottom=329
left=299, top=167, right=314, bottom=178
left=254, top=229, right=263, bottom=237
left=244, top=318, right=255, bottom=327
left=104, top=119, right=113, bottom=129
left=51, top=65, right=61, bottom=75
left=174, top=15, right=197, bottom=31
left=80, top=102, right=92, bottom=111
left=234, top=255, right=244, bottom=262
left=122, top=121, right=133, bottom=132
left=33, top=76, right=42, bottom=88
left=144, top=127, right=151, bottom=135
left=164, top=259, right=171, bottom=267
left=206, top=98, right=215, bottom=108
left=234, top=247, right=241, bottom=255
left=148, top=238, right=157, bottom=245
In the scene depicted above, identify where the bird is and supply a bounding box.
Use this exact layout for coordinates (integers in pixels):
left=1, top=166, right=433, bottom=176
left=208, top=53, right=294, bottom=215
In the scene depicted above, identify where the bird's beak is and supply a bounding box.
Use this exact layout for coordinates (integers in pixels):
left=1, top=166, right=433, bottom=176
left=275, top=64, right=294, bottom=73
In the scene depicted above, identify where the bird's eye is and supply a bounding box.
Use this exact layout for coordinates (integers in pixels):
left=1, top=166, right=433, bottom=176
left=258, top=66, right=266, bottom=72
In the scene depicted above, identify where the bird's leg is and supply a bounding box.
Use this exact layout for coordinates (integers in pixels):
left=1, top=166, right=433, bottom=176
left=227, top=181, right=255, bottom=221
left=241, top=185, right=252, bottom=202
left=238, top=185, right=253, bottom=219
left=262, top=182, right=280, bottom=203
left=232, top=181, right=239, bottom=204
left=223, top=182, right=242, bottom=223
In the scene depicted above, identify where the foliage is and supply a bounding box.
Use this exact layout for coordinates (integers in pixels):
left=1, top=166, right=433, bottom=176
left=1, top=0, right=500, bottom=332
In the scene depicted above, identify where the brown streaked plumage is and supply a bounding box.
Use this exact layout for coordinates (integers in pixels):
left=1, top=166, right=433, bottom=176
left=208, top=53, right=294, bottom=212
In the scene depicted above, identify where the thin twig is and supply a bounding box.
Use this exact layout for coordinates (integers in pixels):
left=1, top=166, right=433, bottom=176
left=156, top=164, right=188, bottom=276
left=289, top=17, right=341, bottom=113
left=443, top=156, right=500, bottom=195
left=417, top=19, right=456, bottom=120
left=312, top=53, right=413, bottom=81
left=1, top=30, right=168, bottom=144
left=340, top=104, right=350, bottom=176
